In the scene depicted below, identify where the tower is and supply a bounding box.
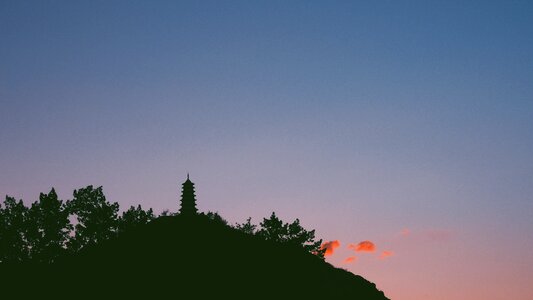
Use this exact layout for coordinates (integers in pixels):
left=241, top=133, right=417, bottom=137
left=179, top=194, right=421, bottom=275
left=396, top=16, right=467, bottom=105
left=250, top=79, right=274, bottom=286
left=179, top=174, right=198, bottom=215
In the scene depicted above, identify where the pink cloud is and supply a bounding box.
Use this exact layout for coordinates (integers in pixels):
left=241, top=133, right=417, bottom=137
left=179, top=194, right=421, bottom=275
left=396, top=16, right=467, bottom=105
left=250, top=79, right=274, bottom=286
left=343, top=256, right=357, bottom=264
left=379, top=251, right=394, bottom=259
left=348, top=240, right=376, bottom=252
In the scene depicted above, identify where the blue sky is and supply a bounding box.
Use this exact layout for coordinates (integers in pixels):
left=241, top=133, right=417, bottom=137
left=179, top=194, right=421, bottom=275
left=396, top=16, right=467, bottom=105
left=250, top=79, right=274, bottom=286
left=1, top=1, right=533, bottom=299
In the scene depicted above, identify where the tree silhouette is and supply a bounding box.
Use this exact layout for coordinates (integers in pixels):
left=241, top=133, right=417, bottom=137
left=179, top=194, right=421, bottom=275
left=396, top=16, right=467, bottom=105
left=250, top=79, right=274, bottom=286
left=285, top=218, right=323, bottom=256
left=66, top=186, right=119, bottom=251
left=257, top=212, right=286, bottom=241
left=1, top=186, right=325, bottom=263
left=235, top=217, right=257, bottom=235
left=25, top=188, right=71, bottom=263
left=257, top=212, right=324, bottom=257
left=118, top=205, right=155, bottom=234
left=203, top=211, right=228, bottom=225
left=0, top=196, right=29, bottom=263
left=160, top=209, right=178, bottom=217
left=1, top=210, right=390, bottom=300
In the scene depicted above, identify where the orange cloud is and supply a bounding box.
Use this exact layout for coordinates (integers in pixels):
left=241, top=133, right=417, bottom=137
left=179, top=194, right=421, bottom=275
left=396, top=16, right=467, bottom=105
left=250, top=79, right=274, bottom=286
left=320, top=240, right=340, bottom=256
left=379, top=251, right=394, bottom=259
left=343, top=256, right=357, bottom=264
left=348, top=240, right=376, bottom=252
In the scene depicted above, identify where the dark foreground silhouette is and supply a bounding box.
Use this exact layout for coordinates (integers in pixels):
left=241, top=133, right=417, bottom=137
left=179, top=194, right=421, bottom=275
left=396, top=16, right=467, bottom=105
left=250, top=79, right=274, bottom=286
left=3, top=214, right=389, bottom=299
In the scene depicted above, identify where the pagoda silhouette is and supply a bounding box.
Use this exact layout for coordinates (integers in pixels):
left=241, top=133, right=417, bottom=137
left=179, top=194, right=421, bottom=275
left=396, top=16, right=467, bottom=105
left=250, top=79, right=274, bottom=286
left=179, top=174, right=198, bottom=215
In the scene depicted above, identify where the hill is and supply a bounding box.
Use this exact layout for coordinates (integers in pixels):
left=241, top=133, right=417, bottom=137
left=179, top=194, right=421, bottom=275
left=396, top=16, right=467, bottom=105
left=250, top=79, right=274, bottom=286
left=3, top=214, right=390, bottom=299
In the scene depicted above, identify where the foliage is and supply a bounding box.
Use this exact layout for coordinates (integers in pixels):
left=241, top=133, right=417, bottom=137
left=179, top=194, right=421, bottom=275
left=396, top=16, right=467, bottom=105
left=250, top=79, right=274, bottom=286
left=1, top=187, right=327, bottom=264
left=0, top=196, right=29, bottom=263
left=160, top=209, right=177, bottom=217
left=204, top=211, right=228, bottom=226
left=66, top=186, right=120, bottom=251
left=256, top=212, right=324, bottom=258
left=257, top=212, right=285, bottom=241
left=234, top=217, right=257, bottom=235
left=0, top=186, right=155, bottom=263
left=118, top=205, right=155, bottom=234
left=25, top=188, right=72, bottom=263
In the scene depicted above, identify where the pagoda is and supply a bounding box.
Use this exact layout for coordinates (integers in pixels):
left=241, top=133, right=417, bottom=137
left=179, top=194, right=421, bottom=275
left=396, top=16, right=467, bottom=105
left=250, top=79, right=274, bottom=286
left=179, top=174, right=198, bottom=215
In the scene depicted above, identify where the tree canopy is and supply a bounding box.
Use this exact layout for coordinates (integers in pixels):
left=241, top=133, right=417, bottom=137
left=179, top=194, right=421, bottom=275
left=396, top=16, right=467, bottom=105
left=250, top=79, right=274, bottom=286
left=118, top=205, right=155, bottom=234
left=1, top=186, right=327, bottom=263
left=237, top=212, right=325, bottom=258
left=67, top=186, right=120, bottom=251
left=26, top=188, right=71, bottom=263
left=0, top=186, right=155, bottom=263
left=0, top=196, right=28, bottom=263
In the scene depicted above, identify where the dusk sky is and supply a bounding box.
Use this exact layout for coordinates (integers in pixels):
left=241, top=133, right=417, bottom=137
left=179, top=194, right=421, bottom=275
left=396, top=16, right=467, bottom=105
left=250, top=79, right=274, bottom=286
left=1, top=1, right=533, bottom=299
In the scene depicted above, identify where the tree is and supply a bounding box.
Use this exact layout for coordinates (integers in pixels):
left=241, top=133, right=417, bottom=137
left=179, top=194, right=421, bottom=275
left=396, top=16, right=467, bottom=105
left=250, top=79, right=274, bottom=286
left=285, top=218, right=323, bottom=256
left=204, top=211, right=228, bottom=226
left=118, top=205, right=155, bottom=234
left=25, top=188, right=72, bottom=263
left=234, top=217, right=257, bottom=235
left=257, top=212, right=324, bottom=257
left=0, top=196, right=29, bottom=262
left=66, top=186, right=119, bottom=251
left=160, top=209, right=177, bottom=217
left=257, top=212, right=286, bottom=242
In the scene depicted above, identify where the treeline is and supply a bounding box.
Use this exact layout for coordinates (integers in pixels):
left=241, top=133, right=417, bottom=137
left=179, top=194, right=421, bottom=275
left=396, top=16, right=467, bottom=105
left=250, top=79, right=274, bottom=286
left=1, top=186, right=324, bottom=264
left=234, top=214, right=324, bottom=256
left=0, top=186, right=154, bottom=264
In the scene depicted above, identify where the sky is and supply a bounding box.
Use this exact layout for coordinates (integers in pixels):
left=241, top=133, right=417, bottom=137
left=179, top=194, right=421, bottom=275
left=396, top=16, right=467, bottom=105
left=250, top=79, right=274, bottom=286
left=1, top=1, right=533, bottom=299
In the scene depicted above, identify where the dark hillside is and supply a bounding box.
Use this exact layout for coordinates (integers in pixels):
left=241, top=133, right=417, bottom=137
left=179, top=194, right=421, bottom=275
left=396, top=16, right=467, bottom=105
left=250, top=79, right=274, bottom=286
left=4, top=214, right=389, bottom=299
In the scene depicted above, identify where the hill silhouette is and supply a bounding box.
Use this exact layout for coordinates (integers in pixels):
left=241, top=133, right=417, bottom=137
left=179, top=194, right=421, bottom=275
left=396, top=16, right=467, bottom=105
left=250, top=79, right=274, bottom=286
left=4, top=214, right=389, bottom=299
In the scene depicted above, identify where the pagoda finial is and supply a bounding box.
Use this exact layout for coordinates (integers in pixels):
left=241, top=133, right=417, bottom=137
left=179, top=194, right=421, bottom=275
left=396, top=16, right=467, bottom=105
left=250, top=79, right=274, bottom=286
left=187, top=172, right=189, bottom=180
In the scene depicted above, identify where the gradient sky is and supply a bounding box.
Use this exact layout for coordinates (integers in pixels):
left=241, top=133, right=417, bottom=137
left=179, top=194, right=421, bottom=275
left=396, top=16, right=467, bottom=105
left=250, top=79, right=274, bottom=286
left=1, top=1, right=533, bottom=299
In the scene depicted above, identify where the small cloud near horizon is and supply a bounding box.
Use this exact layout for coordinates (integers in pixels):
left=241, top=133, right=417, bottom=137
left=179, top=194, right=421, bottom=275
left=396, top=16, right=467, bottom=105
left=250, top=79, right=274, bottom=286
left=321, top=240, right=340, bottom=256
left=343, top=256, right=357, bottom=264
left=400, top=228, right=410, bottom=236
left=379, top=251, right=394, bottom=259
left=348, top=241, right=376, bottom=252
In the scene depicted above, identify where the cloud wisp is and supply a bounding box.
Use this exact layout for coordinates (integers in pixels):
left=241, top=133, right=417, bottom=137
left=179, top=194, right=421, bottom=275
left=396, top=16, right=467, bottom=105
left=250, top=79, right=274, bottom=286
left=379, top=251, right=394, bottom=259
left=400, top=228, right=410, bottom=237
left=343, top=256, right=357, bottom=264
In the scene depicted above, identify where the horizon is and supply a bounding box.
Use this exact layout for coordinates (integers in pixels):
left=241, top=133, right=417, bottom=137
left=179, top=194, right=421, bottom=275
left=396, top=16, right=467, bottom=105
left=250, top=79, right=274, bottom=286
left=1, top=1, right=533, bottom=299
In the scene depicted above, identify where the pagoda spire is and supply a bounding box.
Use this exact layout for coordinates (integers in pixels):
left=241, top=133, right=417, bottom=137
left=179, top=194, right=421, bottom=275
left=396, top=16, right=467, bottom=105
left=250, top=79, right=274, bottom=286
left=179, top=174, right=198, bottom=215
